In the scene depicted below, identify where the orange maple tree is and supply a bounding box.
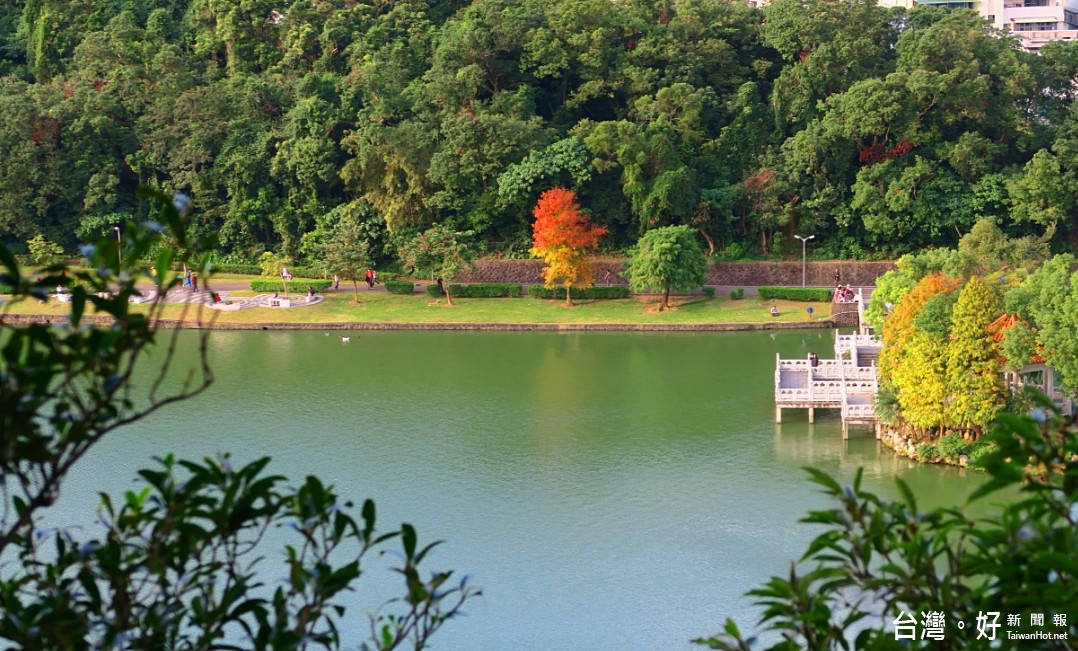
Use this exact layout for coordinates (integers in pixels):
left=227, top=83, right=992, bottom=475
left=530, top=187, right=607, bottom=306
left=878, top=273, right=963, bottom=382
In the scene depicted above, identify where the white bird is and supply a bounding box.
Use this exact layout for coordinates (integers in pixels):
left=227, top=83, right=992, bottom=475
left=341, top=336, right=350, bottom=343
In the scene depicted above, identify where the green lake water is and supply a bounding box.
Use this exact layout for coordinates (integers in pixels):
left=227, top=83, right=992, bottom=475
left=54, top=330, right=1000, bottom=650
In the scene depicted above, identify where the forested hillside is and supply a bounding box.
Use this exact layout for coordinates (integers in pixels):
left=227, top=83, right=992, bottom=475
left=2, top=0, right=1077, bottom=265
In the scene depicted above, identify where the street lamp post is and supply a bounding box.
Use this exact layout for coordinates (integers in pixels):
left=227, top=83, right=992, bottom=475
left=794, top=234, right=815, bottom=287
left=113, top=226, right=122, bottom=271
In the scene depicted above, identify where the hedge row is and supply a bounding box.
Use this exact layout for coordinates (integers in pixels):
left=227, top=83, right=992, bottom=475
left=288, top=265, right=324, bottom=278
left=385, top=280, right=415, bottom=295
left=425, top=283, right=521, bottom=298
left=757, top=286, right=832, bottom=301
left=249, top=279, right=332, bottom=292
left=196, top=263, right=328, bottom=277
left=527, top=285, right=630, bottom=300
left=207, top=263, right=261, bottom=275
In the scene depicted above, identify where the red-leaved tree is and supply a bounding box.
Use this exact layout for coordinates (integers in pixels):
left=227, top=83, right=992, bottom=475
left=530, top=187, right=607, bottom=306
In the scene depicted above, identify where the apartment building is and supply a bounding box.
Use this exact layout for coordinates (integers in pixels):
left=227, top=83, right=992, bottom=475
left=780, top=0, right=1078, bottom=51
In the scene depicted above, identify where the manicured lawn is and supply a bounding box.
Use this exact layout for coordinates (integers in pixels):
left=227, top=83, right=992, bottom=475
left=3, top=288, right=832, bottom=325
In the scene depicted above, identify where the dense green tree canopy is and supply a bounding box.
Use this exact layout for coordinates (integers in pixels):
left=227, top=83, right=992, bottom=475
left=1, top=1, right=1074, bottom=262
left=626, top=225, right=708, bottom=310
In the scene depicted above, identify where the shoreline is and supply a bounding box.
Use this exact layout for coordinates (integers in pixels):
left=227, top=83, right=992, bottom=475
left=2, top=313, right=836, bottom=332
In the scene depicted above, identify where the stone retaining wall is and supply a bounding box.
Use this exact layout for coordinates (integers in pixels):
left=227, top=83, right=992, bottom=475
left=830, top=301, right=860, bottom=328
left=457, top=259, right=895, bottom=287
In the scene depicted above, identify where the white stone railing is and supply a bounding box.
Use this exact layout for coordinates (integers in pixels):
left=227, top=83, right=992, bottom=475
left=856, top=290, right=866, bottom=333
left=843, top=402, right=877, bottom=420
left=811, top=361, right=878, bottom=381
left=777, top=387, right=811, bottom=402
left=781, top=355, right=878, bottom=379
left=845, top=380, right=879, bottom=394
left=836, top=333, right=879, bottom=348
left=776, top=384, right=846, bottom=404
left=777, top=388, right=843, bottom=403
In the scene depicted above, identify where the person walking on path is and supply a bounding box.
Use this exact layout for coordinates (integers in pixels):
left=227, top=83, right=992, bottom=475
left=333, top=274, right=340, bottom=291
left=191, top=273, right=198, bottom=292
left=365, top=269, right=374, bottom=289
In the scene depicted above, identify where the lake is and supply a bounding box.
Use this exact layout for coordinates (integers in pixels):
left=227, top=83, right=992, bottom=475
left=54, top=330, right=993, bottom=650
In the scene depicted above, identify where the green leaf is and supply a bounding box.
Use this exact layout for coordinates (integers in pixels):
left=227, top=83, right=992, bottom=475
left=402, top=523, right=417, bottom=560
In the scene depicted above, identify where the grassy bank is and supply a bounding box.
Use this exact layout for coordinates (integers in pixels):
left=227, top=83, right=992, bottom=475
left=2, top=289, right=831, bottom=326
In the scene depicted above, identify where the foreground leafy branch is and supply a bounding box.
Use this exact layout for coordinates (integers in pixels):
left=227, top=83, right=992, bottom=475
left=698, top=395, right=1077, bottom=650
left=0, top=190, right=474, bottom=649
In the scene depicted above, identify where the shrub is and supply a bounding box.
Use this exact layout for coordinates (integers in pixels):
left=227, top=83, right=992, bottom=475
left=938, top=433, right=969, bottom=460
left=728, top=288, right=744, bottom=300
left=206, top=262, right=261, bottom=275
left=446, top=282, right=517, bottom=297
left=27, top=234, right=65, bottom=266
left=718, top=242, right=745, bottom=261
left=758, top=286, right=832, bottom=301
left=290, top=265, right=324, bottom=278
left=703, top=287, right=716, bottom=298
left=424, top=282, right=517, bottom=297
left=385, top=280, right=415, bottom=295
left=527, top=285, right=630, bottom=299
left=967, top=439, right=997, bottom=469
left=915, top=443, right=940, bottom=461
left=172, top=262, right=302, bottom=276
left=249, top=279, right=332, bottom=293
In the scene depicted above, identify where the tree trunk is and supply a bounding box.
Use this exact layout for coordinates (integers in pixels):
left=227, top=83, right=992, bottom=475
left=661, top=285, right=670, bottom=311
left=565, top=284, right=572, bottom=307
left=698, top=228, right=715, bottom=257
left=444, top=284, right=453, bottom=306
left=352, top=280, right=359, bottom=303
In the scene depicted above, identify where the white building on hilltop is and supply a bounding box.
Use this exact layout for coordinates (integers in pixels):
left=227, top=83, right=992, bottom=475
left=986, top=0, right=1078, bottom=50
left=877, top=0, right=1078, bottom=50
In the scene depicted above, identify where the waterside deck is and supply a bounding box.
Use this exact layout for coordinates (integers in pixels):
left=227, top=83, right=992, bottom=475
left=775, top=331, right=882, bottom=438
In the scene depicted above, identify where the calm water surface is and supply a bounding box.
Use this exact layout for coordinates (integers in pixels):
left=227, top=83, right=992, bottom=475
left=56, top=330, right=995, bottom=650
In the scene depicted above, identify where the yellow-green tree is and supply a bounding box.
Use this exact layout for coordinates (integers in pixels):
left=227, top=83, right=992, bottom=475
left=946, top=276, right=1004, bottom=436
left=892, top=330, right=950, bottom=436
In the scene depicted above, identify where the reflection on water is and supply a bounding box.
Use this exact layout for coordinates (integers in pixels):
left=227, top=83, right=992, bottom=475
left=48, top=330, right=1010, bottom=651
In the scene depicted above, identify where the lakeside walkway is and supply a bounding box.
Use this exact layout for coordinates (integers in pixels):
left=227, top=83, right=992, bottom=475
left=7, top=279, right=852, bottom=331
left=2, top=312, right=835, bottom=332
